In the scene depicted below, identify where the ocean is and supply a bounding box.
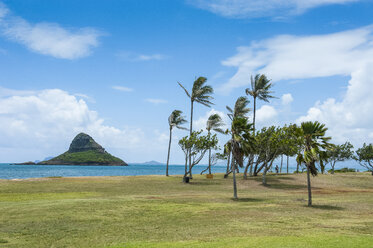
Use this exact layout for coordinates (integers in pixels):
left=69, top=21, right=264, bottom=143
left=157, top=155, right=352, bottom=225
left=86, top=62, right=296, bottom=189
left=0, top=163, right=229, bottom=180
left=0, top=162, right=365, bottom=180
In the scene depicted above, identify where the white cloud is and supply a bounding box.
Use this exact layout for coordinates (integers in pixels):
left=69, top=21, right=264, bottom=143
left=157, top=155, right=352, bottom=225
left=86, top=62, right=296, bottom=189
left=112, top=86, right=134, bottom=92
left=281, top=93, right=293, bottom=105
left=0, top=2, right=8, bottom=20
left=193, top=109, right=228, bottom=131
left=189, top=0, right=359, bottom=19
left=145, top=98, right=168, bottom=104
left=256, top=105, right=278, bottom=124
left=74, top=93, right=95, bottom=103
left=220, top=25, right=373, bottom=92
left=219, top=24, right=373, bottom=146
left=0, top=86, right=35, bottom=97
left=117, top=51, right=168, bottom=62
left=0, top=3, right=102, bottom=59
left=297, top=64, right=373, bottom=145
left=137, top=54, right=167, bottom=61
left=0, top=88, right=165, bottom=163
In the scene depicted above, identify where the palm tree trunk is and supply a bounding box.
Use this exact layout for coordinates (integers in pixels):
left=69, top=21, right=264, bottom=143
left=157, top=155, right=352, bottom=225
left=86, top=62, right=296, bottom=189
left=287, top=155, right=289, bottom=174
left=166, top=127, right=172, bottom=176
left=296, top=161, right=300, bottom=173
left=306, top=163, right=312, bottom=206
left=249, top=97, right=257, bottom=177
left=232, top=159, right=238, bottom=199
left=189, top=100, right=194, bottom=179
left=280, top=155, right=283, bottom=173
left=184, top=156, right=188, bottom=177
left=208, top=148, right=212, bottom=174
left=208, top=130, right=211, bottom=175
left=253, top=97, right=256, bottom=134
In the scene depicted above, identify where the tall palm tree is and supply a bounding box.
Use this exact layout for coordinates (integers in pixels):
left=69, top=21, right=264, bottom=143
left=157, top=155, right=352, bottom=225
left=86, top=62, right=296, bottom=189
left=166, top=110, right=188, bottom=176
left=225, top=96, right=250, bottom=178
left=296, top=121, right=332, bottom=206
left=178, top=77, right=214, bottom=178
left=245, top=74, right=275, bottom=177
left=206, top=114, right=225, bottom=174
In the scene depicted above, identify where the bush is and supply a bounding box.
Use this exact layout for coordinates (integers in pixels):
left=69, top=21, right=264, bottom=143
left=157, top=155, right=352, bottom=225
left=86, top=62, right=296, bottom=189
left=328, top=167, right=356, bottom=173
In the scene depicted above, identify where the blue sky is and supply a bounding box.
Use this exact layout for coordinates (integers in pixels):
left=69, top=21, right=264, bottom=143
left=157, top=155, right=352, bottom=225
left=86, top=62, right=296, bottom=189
left=1, top=0, right=373, bottom=164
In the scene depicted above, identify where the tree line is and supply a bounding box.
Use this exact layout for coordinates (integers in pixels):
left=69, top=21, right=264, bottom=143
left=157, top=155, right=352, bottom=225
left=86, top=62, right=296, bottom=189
left=165, top=74, right=373, bottom=206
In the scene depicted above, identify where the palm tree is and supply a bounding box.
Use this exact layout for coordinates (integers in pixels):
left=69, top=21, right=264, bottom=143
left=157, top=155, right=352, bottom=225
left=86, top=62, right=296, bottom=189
left=206, top=114, right=225, bottom=174
left=229, top=117, right=254, bottom=199
left=226, top=96, right=251, bottom=120
left=178, top=77, right=214, bottom=179
left=245, top=74, right=275, bottom=177
left=225, top=96, right=250, bottom=178
left=296, top=121, right=332, bottom=206
left=166, top=110, right=188, bottom=176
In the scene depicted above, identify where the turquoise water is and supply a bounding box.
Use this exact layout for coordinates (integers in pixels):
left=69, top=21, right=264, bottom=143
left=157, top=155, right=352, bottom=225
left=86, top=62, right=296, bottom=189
left=0, top=163, right=229, bottom=179
left=0, top=162, right=364, bottom=180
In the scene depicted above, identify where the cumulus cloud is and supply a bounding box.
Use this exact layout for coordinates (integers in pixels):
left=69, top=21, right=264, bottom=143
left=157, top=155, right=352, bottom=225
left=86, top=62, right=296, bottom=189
left=0, top=3, right=102, bottom=59
left=0, top=88, right=163, bottom=162
left=256, top=105, right=278, bottom=124
left=219, top=25, right=373, bottom=145
left=193, top=109, right=228, bottom=131
left=281, top=93, right=293, bottom=105
left=189, top=0, right=359, bottom=19
left=297, top=64, right=373, bottom=145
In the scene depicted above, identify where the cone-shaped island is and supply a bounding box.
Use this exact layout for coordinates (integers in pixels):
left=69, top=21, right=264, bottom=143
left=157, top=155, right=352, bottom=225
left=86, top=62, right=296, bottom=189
left=38, top=133, right=127, bottom=166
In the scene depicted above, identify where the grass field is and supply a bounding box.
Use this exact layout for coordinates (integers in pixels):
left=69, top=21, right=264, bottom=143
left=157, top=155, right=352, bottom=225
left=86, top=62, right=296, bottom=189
left=0, top=172, right=372, bottom=247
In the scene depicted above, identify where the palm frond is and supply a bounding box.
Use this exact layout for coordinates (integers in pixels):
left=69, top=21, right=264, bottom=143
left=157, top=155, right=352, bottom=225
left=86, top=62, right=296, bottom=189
left=168, top=110, right=188, bottom=130
left=191, top=77, right=214, bottom=107
left=178, top=82, right=191, bottom=98
left=206, top=114, right=225, bottom=133
left=246, top=74, right=276, bottom=102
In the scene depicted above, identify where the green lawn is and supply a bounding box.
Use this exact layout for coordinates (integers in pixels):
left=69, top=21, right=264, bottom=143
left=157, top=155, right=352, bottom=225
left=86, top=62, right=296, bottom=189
left=0, top=173, right=372, bottom=247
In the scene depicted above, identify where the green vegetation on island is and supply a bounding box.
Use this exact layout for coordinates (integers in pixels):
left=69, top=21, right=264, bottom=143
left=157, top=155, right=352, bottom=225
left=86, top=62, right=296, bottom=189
left=38, top=150, right=126, bottom=166
left=38, top=133, right=127, bottom=166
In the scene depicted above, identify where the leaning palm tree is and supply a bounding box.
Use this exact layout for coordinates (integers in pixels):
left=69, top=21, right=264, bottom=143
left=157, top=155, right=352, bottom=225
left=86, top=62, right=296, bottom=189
left=226, top=96, right=251, bottom=121
left=245, top=74, right=275, bottom=177
left=206, top=114, right=225, bottom=174
left=178, top=77, right=214, bottom=178
left=166, top=110, right=188, bottom=176
left=296, top=121, right=332, bottom=206
left=245, top=74, right=275, bottom=133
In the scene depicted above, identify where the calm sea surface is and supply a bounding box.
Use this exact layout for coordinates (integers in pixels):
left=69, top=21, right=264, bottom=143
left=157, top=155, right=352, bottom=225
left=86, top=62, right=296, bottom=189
left=0, top=162, right=364, bottom=180
left=0, top=163, right=230, bottom=180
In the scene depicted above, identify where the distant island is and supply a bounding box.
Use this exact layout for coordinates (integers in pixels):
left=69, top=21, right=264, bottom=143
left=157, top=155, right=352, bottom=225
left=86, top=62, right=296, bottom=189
left=143, top=160, right=164, bottom=165
left=131, top=160, right=165, bottom=165
left=18, top=133, right=127, bottom=166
